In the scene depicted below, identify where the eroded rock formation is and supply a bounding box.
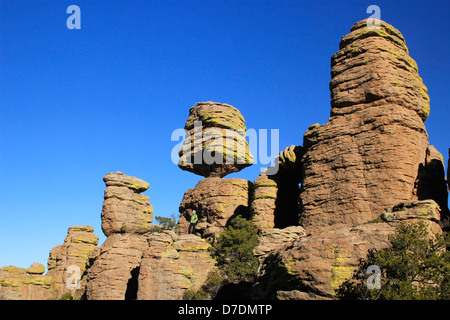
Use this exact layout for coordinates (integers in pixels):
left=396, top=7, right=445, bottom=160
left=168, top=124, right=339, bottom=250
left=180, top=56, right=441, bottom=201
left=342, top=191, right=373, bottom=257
left=250, top=145, right=303, bottom=231
left=253, top=19, right=447, bottom=300
left=101, top=171, right=153, bottom=236
left=178, top=177, right=252, bottom=240
left=0, top=225, right=99, bottom=300
left=46, top=225, right=100, bottom=299
left=253, top=200, right=443, bottom=299
left=178, top=101, right=253, bottom=178
left=299, top=19, right=433, bottom=231
left=137, top=231, right=216, bottom=300
left=1, top=19, right=448, bottom=302
left=0, top=265, right=52, bottom=300
left=84, top=172, right=153, bottom=300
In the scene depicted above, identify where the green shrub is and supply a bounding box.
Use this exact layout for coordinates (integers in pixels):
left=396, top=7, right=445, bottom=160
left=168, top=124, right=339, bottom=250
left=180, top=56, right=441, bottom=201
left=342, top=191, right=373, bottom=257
left=150, top=214, right=179, bottom=234
left=338, top=221, right=450, bottom=300
left=209, top=216, right=259, bottom=282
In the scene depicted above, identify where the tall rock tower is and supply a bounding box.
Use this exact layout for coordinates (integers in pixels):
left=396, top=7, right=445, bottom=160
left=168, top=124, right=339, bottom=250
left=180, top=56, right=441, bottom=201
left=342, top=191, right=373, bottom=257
left=253, top=19, right=447, bottom=300
left=299, top=19, right=439, bottom=231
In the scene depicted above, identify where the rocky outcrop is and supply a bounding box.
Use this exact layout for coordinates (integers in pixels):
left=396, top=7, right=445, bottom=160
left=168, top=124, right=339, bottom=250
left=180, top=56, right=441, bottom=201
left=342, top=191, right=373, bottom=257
left=27, top=263, right=45, bottom=275
left=415, top=145, right=449, bottom=221
left=0, top=225, right=99, bottom=300
left=0, top=265, right=52, bottom=300
left=84, top=233, right=148, bottom=300
left=250, top=145, right=302, bottom=231
left=252, top=19, right=447, bottom=300
left=137, top=231, right=217, bottom=300
left=299, top=19, right=432, bottom=232
left=253, top=226, right=306, bottom=261
left=253, top=200, right=443, bottom=299
left=101, top=171, right=153, bottom=236
left=84, top=172, right=152, bottom=300
left=178, top=101, right=253, bottom=178
left=251, top=174, right=278, bottom=230
left=178, top=177, right=252, bottom=240
left=46, top=225, right=100, bottom=299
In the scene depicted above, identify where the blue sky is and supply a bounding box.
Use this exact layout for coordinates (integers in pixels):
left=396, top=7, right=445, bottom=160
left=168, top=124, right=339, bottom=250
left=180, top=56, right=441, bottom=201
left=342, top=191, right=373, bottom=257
left=0, top=0, right=448, bottom=270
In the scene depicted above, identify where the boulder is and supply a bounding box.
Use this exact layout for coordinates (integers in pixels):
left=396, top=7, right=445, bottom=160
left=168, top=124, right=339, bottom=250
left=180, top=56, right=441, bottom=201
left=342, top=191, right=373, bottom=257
left=27, top=263, right=45, bottom=275
left=253, top=226, right=306, bottom=260
left=178, top=101, right=253, bottom=178
left=137, top=231, right=217, bottom=300
left=178, top=177, right=252, bottom=240
left=101, top=172, right=153, bottom=236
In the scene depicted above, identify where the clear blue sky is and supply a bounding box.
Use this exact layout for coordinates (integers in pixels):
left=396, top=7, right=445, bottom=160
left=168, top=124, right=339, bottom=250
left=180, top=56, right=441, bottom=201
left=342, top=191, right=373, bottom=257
left=0, top=0, right=448, bottom=270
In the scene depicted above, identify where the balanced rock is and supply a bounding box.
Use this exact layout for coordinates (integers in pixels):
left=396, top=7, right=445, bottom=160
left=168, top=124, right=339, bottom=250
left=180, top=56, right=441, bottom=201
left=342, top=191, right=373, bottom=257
left=299, top=19, right=432, bottom=231
left=27, top=263, right=45, bottom=275
left=178, top=177, right=252, bottom=239
left=178, top=101, right=253, bottom=178
left=101, top=172, right=153, bottom=236
left=137, top=231, right=217, bottom=300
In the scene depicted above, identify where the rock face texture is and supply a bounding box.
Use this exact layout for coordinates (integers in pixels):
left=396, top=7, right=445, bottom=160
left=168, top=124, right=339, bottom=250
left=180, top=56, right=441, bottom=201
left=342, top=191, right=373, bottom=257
left=178, top=101, right=253, bottom=178
left=253, top=200, right=443, bottom=299
left=84, top=233, right=148, bottom=300
left=0, top=225, right=99, bottom=300
left=299, top=19, right=432, bottom=231
left=137, top=231, right=216, bottom=300
left=101, top=171, right=153, bottom=236
left=250, top=145, right=302, bottom=231
left=46, top=225, right=100, bottom=299
left=251, top=174, right=278, bottom=230
left=415, top=145, right=449, bottom=221
left=85, top=172, right=152, bottom=300
left=2, top=20, right=447, bottom=302
left=178, top=177, right=252, bottom=239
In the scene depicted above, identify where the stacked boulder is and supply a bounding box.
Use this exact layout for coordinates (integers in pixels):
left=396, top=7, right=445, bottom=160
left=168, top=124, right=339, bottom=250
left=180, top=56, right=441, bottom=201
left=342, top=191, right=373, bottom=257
left=178, top=102, right=254, bottom=240
left=84, top=172, right=153, bottom=300
left=178, top=101, right=253, bottom=178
